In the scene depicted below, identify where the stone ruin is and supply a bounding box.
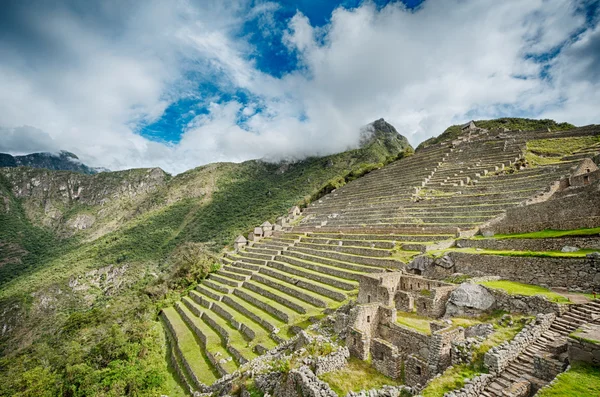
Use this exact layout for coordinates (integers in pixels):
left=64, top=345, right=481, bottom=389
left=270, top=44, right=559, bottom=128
left=558, top=157, right=600, bottom=191
left=346, top=272, right=461, bottom=387
left=233, top=205, right=303, bottom=251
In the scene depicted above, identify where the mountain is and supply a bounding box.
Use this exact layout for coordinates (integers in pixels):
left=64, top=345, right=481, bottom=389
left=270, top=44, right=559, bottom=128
left=0, top=120, right=412, bottom=396
left=0, top=150, right=102, bottom=174
left=416, top=117, right=576, bottom=150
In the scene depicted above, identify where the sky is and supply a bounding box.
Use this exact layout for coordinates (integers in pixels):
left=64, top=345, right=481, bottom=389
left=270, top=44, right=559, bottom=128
left=0, top=0, right=599, bottom=174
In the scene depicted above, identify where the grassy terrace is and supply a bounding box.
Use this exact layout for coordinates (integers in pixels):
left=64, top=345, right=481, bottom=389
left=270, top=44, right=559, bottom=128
left=474, top=226, right=600, bottom=239
left=162, top=307, right=218, bottom=385
left=432, top=247, right=600, bottom=258
left=478, top=280, right=570, bottom=303
left=420, top=312, right=530, bottom=397
left=175, top=303, right=239, bottom=373
left=396, top=311, right=433, bottom=334
left=319, top=357, right=406, bottom=396
left=536, top=363, right=600, bottom=397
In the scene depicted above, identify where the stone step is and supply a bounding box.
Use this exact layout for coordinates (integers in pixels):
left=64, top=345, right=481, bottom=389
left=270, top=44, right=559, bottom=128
left=209, top=274, right=241, bottom=288
left=305, top=232, right=454, bottom=242
left=276, top=253, right=367, bottom=281
left=161, top=307, right=219, bottom=386
left=220, top=293, right=286, bottom=334
left=246, top=247, right=281, bottom=256
left=183, top=298, right=258, bottom=364
left=218, top=269, right=249, bottom=281
left=261, top=264, right=349, bottom=301
left=197, top=284, right=222, bottom=301
left=234, top=287, right=295, bottom=323
left=301, top=237, right=396, bottom=249
left=174, top=302, right=237, bottom=375
left=286, top=248, right=391, bottom=272
left=242, top=280, right=309, bottom=314
left=222, top=265, right=254, bottom=277
left=295, top=241, right=393, bottom=257
left=188, top=291, right=279, bottom=349
left=236, top=251, right=274, bottom=262
left=268, top=259, right=357, bottom=290
left=250, top=272, right=331, bottom=307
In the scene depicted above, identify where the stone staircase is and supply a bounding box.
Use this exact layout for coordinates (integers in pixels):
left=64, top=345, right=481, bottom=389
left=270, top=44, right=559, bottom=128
left=480, top=300, right=600, bottom=397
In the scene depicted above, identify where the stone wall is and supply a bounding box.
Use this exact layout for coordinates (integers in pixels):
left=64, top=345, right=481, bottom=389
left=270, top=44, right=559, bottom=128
left=482, top=179, right=600, bottom=235
left=415, top=286, right=455, bottom=318
left=405, top=354, right=430, bottom=387
left=457, top=237, right=600, bottom=251
left=533, top=353, right=567, bottom=382
left=440, top=373, right=493, bottom=397
left=314, top=347, right=350, bottom=376
left=346, top=385, right=413, bottom=397
left=357, top=273, right=403, bottom=306
left=379, top=322, right=431, bottom=359
left=488, top=288, right=568, bottom=316
left=483, top=313, right=555, bottom=374
left=568, top=333, right=600, bottom=366
left=371, top=338, right=403, bottom=379
left=272, top=365, right=338, bottom=397
left=428, top=326, right=464, bottom=374
left=160, top=311, right=209, bottom=391
left=347, top=327, right=370, bottom=360
left=445, top=252, right=600, bottom=292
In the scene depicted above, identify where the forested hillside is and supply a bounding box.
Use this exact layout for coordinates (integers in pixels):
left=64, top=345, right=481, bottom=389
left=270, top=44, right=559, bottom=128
left=0, top=120, right=411, bottom=396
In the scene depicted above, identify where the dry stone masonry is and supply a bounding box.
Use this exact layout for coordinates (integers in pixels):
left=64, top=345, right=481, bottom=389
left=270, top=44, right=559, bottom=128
left=158, top=124, right=600, bottom=396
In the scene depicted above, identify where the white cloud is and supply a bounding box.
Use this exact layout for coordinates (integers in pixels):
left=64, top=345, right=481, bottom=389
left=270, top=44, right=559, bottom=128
left=0, top=0, right=598, bottom=174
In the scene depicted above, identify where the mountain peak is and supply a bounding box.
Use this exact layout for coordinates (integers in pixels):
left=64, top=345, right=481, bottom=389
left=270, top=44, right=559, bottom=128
left=359, top=118, right=413, bottom=154
left=0, top=150, right=102, bottom=174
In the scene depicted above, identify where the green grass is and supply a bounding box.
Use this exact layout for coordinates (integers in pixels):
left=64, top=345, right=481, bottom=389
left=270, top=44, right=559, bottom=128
left=420, top=364, right=480, bottom=397
left=396, top=311, right=433, bottom=335
left=162, top=307, right=218, bottom=385
left=478, top=280, right=570, bottom=303
left=536, top=363, right=600, bottom=397
left=527, top=136, right=600, bottom=157
left=319, top=357, right=405, bottom=396
left=476, top=227, right=600, bottom=240
left=439, top=247, right=599, bottom=258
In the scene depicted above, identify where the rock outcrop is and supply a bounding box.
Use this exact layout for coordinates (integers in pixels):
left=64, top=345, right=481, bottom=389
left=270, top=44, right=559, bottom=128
left=445, top=283, right=495, bottom=317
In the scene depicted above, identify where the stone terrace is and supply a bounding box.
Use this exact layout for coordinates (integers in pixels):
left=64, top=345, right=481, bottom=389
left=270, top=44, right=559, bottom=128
left=160, top=125, right=600, bottom=393
left=297, top=128, right=598, bottom=230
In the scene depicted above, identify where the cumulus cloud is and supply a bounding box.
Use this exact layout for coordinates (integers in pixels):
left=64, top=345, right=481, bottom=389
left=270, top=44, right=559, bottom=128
left=0, top=0, right=598, bottom=174
left=0, top=126, right=60, bottom=154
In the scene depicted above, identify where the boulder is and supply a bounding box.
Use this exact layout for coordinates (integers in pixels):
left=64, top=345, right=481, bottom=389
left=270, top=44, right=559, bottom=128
left=465, top=323, right=494, bottom=338
left=482, top=230, right=495, bottom=237
left=561, top=246, right=579, bottom=252
left=446, top=283, right=496, bottom=317
left=407, top=255, right=434, bottom=274
left=436, top=254, right=454, bottom=269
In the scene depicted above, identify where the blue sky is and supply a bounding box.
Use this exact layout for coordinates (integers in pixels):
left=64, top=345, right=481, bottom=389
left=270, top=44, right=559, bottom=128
left=137, top=0, right=426, bottom=145
left=0, top=0, right=599, bottom=173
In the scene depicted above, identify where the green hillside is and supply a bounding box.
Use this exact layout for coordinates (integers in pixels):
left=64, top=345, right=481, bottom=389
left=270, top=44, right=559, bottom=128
left=0, top=121, right=411, bottom=396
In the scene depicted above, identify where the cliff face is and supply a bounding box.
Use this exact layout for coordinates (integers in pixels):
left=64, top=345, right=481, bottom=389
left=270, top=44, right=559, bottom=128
left=0, top=167, right=170, bottom=234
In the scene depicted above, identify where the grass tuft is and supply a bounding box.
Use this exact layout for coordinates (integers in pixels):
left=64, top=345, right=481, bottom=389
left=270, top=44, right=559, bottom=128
left=319, top=357, right=404, bottom=396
